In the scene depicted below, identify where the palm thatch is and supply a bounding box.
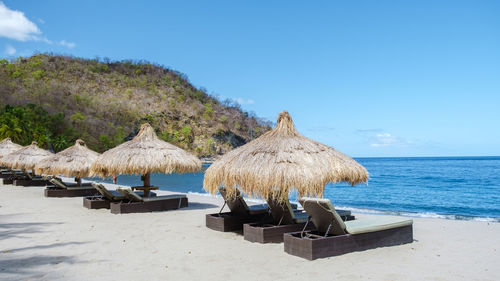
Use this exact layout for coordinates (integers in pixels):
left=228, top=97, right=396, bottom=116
left=203, top=111, right=369, bottom=203
left=1, top=141, right=53, bottom=172
left=35, top=139, right=100, bottom=183
left=0, top=138, right=22, bottom=160
left=90, top=123, right=201, bottom=186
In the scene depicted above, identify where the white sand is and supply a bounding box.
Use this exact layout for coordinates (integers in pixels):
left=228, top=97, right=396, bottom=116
left=0, top=181, right=499, bottom=281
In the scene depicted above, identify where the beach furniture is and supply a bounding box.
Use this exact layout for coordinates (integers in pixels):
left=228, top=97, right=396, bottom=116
left=1, top=141, right=53, bottom=184
left=109, top=187, right=188, bottom=214
left=243, top=198, right=355, bottom=243
left=284, top=198, right=413, bottom=260
left=0, top=169, right=23, bottom=179
left=203, top=111, right=368, bottom=242
left=13, top=172, right=51, bottom=186
left=83, top=183, right=156, bottom=209
left=44, top=177, right=97, bottom=197
left=90, top=123, right=201, bottom=203
left=35, top=139, right=100, bottom=187
left=206, top=187, right=276, bottom=232
left=1, top=169, right=27, bottom=184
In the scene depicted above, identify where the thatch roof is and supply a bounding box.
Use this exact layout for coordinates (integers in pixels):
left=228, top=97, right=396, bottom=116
left=1, top=141, right=53, bottom=171
left=0, top=138, right=22, bottom=160
left=90, top=123, right=201, bottom=177
left=203, top=111, right=369, bottom=202
left=35, top=139, right=100, bottom=178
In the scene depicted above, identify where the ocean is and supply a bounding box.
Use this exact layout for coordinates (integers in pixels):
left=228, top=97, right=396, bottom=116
left=90, top=156, right=500, bottom=222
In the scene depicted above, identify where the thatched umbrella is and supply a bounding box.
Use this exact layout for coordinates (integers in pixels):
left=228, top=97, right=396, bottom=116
left=35, top=139, right=100, bottom=186
left=203, top=111, right=369, bottom=203
left=0, top=138, right=22, bottom=161
left=90, top=123, right=202, bottom=192
left=1, top=141, right=53, bottom=174
left=0, top=138, right=23, bottom=171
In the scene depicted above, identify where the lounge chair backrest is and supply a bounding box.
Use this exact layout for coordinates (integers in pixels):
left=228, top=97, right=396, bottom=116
left=92, top=183, right=116, bottom=200
left=218, top=187, right=250, bottom=215
left=266, top=198, right=296, bottom=225
left=50, top=178, right=67, bottom=189
left=299, top=198, right=347, bottom=235
left=117, top=188, right=144, bottom=202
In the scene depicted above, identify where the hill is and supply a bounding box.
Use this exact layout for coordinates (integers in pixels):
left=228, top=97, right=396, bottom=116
left=0, top=54, right=271, bottom=156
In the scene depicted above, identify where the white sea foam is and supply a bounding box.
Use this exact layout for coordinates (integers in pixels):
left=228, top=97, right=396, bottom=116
left=79, top=182, right=499, bottom=223
left=184, top=191, right=500, bottom=222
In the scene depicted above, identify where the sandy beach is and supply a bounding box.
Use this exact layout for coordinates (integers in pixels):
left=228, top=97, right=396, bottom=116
left=1, top=182, right=499, bottom=281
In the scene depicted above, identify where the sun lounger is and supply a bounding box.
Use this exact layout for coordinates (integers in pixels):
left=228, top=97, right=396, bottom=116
left=83, top=183, right=156, bottom=209
left=1, top=170, right=31, bottom=184
left=0, top=169, right=23, bottom=179
left=44, top=177, right=97, bottom=197
left=244, top=198, right=355, bottom=244
left=284, top=198, right=413, bottom=260
left=13, top=172, right=50, bottom=186
left=206, top=187, right=280, bottom=232
left=109, top=187, right=188, bottom=214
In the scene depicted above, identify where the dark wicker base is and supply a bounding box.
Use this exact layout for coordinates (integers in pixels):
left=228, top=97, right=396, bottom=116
left=110, top=197, right=188, bottom=214
left=284, top=224, right=414, bottom=260
left=13, top=179, right=50, bottom=186
left=243, top=222, right=316, bottom=244
left=83, top=197, right=111, bottom=209
left=206, top=212, right=273, bottom=232
left=2, top=179, right=14, bottom=185
left=44, top=187, right=98, bottom=198
left=83, top=192, right=157, bottom=210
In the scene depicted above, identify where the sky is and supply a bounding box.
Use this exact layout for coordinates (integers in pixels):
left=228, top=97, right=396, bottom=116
left=0, top=1, right=499, bottom=157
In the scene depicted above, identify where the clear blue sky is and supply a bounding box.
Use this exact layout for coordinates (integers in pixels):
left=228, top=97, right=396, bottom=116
left=1, top=0, right=499, bottom=157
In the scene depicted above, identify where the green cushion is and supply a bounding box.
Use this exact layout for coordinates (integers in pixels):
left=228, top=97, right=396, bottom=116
left=93, top=183, right=123, bottom=200
left=300, top=197, right=347, bottom=235
left=50, top=178, right=67, bottom=189
left=345, top=216, right=413, bottom=234
left=143, top=194, right=186, bottom=202
left=117, top=188, right=143, bottom=202
left=300, top=197, right=413, bottom=236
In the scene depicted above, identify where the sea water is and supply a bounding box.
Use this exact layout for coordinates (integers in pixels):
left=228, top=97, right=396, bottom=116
left=90, top=157, right=500, bottom=222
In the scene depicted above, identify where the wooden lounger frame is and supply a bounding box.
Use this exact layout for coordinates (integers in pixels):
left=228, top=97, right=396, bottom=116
left=44, top=184, right=97, bottom=198
left=83, top=191, right=157, bottom=210
left=284, top=224, right=413, bottom=260
left=14, top=179, right=51, bottom=186
left=83, top=196, right=111, bottom=209
left=206, top=187, right=276, bottom=232
left=2, top=178, right=14, bottom=185
left=242, top=198, right=355, bottom=244
left=109, top=196, right=188, bottom=214
left=206, top=212, right=273, bottom=232
left=244, top=221, right=316, bottom=243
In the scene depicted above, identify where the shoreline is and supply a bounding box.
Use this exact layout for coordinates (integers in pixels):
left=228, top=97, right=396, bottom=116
left=1, top=180, right=499, bottom=280
left=86, top=176, right=500, bottom=223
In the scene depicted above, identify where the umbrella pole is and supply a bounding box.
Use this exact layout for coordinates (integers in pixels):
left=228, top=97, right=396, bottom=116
left=143, top=173, right=150, bottom=187
left=75, top=177, right=82, bottom=187
left=141, top=173, right=151, bottom=197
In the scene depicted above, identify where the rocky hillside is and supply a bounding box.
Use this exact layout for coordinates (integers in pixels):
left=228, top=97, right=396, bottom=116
left=0, top=54, right=271, bottom=156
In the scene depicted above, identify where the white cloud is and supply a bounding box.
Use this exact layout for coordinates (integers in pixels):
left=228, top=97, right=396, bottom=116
left=234, top=98, right=255, bottom=105
left=0, top=2, right=41, bottom=41
left=0, top=2, right=74, bottom=49
left=59, top=40, right=75, bottom=48
left=4, top=44, right=16, bottom=55
left=370, top=133, right=413, bottom=147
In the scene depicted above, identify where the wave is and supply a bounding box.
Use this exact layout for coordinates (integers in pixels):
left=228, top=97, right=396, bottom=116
left=186, top=191, right=500, bottom=222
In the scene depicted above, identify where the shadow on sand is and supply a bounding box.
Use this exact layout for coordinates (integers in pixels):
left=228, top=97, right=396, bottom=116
left=0, top=219, right=91, bottom=279
left=0, top=221, right=63, bottom=240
